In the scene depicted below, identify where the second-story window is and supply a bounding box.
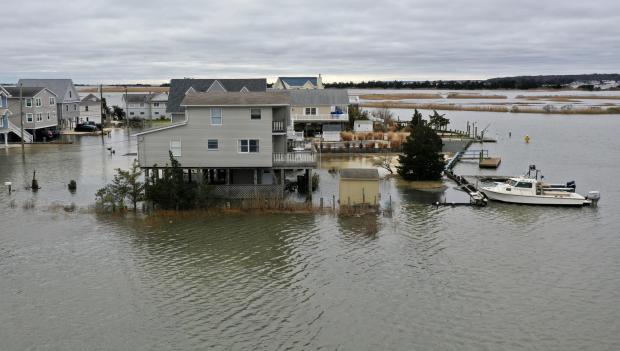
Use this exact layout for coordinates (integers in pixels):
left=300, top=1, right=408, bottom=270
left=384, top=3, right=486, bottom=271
left=250, top=108, right=261, bottom=120
left=26, top=113, right=33, bottom=122
left=211, top=108, right=222, bottom=125
left=35, top=98, right=42, bottom=107
left=66, top=105, right=69, bottom=112
left=49, top=97, right=55, bottom=105
left=74, top=104, right=77, bottom=111
left=25, top=98, right=33, bottom=107
left=304, top=107, right=317, bottom=115
left=153, top=102, right=160, bottom=107
left=47, top=113, right=51, bottom=120
left=85, top=106, right=89, bottom=112
left=238, top=139, right=259, bottom=153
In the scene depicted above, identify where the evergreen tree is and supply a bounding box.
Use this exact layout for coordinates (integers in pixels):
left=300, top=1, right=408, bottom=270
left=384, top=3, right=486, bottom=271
left=397, top=126, right=445, bottom=181
left=409, top=109, right=425, bottom=128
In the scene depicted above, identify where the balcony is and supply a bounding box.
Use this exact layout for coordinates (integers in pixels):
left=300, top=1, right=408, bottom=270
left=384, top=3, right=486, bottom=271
left=273, top=152, right=317, bottom=167
left=292, top=113, right=349, bottom=122
left=272, top=120, right=286, bottom=133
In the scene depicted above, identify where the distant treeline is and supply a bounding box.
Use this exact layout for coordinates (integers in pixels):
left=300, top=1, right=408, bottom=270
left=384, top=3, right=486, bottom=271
left=325, top=74, right=620, bottom=90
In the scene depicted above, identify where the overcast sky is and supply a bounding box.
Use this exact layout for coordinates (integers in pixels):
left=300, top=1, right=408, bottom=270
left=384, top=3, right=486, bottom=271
left=2, top=0, right=618, bottom=84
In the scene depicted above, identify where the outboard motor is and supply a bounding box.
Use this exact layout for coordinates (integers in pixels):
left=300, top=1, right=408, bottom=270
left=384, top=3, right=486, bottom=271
left=566, top=181, right=576, bottom=192
left=587, top=191, right=601, bottom=207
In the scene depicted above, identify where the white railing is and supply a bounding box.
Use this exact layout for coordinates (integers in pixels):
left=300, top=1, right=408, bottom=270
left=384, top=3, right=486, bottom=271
left=273, top=120, right=286, bottom=133
left=273, top=152, right=316, bottom=166
left=292, top=113, right=349, bottom=122
left=287, top=128, right=304, bottom=141
left=7, top=120, right=33, bottom=142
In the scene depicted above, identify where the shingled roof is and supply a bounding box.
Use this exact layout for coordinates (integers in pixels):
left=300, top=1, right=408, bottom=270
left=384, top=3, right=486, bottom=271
left=182, top=91, right=290, bottom=107
left=3, top=86, right=49, bottom=98
left=289, top=89, right=349, bottom=106
left=278, top=77, right=318, bottom=87
left=167, top=79, right=267, bottom=114
left=18, top=79, right=78, bottom=102
left=123, top=93, right=156, bottom=104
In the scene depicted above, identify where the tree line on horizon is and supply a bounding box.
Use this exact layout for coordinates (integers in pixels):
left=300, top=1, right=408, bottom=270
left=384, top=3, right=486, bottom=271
left=324, top=73, right=620, bottom=90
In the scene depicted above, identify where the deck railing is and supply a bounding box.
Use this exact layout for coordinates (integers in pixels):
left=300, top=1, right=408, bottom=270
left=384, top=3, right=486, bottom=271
left=273, top=152, right=317, bottom=167
left=272, top=120, right=286, bottom=133
left=211, top=184, right=283, bottom=199
left=292, top=113, right=348, bottom=122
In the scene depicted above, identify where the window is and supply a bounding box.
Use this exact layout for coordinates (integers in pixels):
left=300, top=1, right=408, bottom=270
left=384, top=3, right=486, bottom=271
left=25, top=98, right=33, bottom=107
left=207, top=139, right=219, bottom=150
left=26, top=113, right=33, bottom=122
left=140, top=112, right=145, bottom=115
left=49, top=97, right=55, bottom=105
left=69, top=91, right=72, bottom=98
left=130, top=112, right=135, bottom=116
left=154, top=112, right=159, bottom=115
left=47, top=112, right=51, bottom=120
left=74, top=104, right=77, bottom=111
left=515, top=182, right=533, bottom=189
left=36, top=113, right=42, bottom=122
left=66, top=105, right=69, bottom=111
left=170, top=140, right=182, bottom=157
left=85, top=106, right=89, bottom=112
left=35, top=98, right=42, bottom=107
left=211, top=108, right=222, bottom=125
left=238, top=139, right=259, bottom=153
left=250, top=108, right=261, bottom=120
left=153, top=102, right=160, bottom=107
left=304, top=107, right=317, bottom=115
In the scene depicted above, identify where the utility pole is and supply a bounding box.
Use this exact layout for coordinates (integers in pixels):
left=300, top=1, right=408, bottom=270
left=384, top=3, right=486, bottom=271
left=124, top=85, right=128, bottom=131
left=100, top=84, right=104, bottom=144
left=19, top=84, right=24, bottom=151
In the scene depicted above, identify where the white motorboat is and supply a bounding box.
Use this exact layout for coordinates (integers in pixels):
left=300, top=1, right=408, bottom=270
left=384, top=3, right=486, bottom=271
left=480, top=166, right=600, bottom=206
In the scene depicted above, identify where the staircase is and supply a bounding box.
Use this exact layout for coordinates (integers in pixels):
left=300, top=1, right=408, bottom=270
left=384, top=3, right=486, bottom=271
left=7, top=120, right=33, bottom=142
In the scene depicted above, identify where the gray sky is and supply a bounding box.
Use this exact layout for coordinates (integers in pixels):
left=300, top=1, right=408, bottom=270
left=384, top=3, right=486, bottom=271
left=3, top=0, right=619, bottom=84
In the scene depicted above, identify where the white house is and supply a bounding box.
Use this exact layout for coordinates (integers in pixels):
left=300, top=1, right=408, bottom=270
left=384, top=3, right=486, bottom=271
left=79, top=93, right=102, bottom=124
left=354, top=120, right=373, bottom=132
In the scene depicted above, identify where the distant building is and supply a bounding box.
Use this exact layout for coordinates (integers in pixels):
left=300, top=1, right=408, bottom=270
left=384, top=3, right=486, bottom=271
left=18, top=79, right=80, bottom=128
left=149, top=93, right=168, bottom=119
left=79, top=93, right=102, bottom=124
left=273, top=75, right=324, bottom=90
left=339, top=168, right=380, bottom=207
left=4, top=86, right=59, bottom=141
left=167, top=79, right=267, bottom=121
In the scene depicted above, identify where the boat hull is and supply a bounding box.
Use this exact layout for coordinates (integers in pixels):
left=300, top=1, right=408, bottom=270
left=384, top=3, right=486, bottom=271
left=481, top=188, right=590, bottom=206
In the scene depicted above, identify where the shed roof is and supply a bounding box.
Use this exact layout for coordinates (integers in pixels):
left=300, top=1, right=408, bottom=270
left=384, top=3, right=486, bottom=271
left=181, top=91, right=290, bottom=107
left=340, top=168, right=380, bottom=180
left=289, top=89, right=349, bottom=106
left=168, top=78, right=267, bottom=114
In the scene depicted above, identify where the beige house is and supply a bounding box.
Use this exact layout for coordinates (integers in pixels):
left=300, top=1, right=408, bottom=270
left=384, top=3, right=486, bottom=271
left=5, top=86, right=59, bottom=142
left=79, top=94, right=102, bottom=124
left=339, top=168, right=380, bottom=206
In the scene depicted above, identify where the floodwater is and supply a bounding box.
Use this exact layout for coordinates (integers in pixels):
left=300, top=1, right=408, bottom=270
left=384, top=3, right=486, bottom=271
left=2, top=112, right=620, bottom=350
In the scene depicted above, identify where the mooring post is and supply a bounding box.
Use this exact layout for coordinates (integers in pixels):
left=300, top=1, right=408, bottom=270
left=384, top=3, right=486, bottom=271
left=332, top=194, right=336, bottom=211
left=320, top=197, right=324, bottom=209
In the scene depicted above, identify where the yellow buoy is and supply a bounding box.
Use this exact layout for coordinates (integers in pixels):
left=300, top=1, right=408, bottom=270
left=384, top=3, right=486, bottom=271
left=524, top=135, right=530, bottom=143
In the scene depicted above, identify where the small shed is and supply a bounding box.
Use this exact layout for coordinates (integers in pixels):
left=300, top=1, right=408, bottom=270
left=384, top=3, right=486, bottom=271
left=339, top=168, right=380, bottom=206
left=322, top=124, right=342, bottom=142
left=354, top=120, right=373, bottom=132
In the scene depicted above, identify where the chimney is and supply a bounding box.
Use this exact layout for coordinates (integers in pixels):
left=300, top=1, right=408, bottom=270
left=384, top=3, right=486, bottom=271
left=317, top=74, right=323, bottom=89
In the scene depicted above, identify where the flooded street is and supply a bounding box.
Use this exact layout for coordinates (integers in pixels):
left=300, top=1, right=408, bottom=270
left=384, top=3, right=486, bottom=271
left=1, top=113, right=620, bottom=350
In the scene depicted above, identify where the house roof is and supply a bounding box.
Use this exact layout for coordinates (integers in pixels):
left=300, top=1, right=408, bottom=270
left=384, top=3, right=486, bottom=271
left=340, top=168, right=380, bottom=180
left=80, top=93, right=101, bottom=105
left=18, top=79, right=78, bottom=102
left=289, top=89, right=349, bottom=106
left=279, top=77, right=318, bottom=87
left=0, top=85, right=10, bottom=97
left=181, top=91, right=290, bottom=107
left=167, top=79, right=267, bottom=114
left=123, top=93, right=157, bottom=104
left=4, top=86, right=49, bottom=98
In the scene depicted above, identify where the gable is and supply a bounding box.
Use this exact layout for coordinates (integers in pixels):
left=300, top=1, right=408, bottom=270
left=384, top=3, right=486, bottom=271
left=240, top=86, right=250, bottom=93
left=206, top=80, right=227, bottom=93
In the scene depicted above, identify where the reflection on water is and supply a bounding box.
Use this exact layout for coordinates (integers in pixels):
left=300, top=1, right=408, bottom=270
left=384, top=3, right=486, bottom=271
left=2, top=113, right=620, bottom=350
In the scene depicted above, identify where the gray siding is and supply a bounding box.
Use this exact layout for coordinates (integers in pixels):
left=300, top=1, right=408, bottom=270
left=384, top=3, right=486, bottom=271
left=139, top=106, right=275, bottom=168
left=8, top=90, right=59, bottom=129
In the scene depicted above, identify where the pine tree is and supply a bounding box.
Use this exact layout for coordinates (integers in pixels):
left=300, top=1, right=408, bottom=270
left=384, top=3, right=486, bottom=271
left=397, top=125, right=445, bottom=181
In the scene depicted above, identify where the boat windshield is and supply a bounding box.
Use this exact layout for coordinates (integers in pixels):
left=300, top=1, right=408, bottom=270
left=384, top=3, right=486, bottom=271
left=506, top=180, right=519, bottom=186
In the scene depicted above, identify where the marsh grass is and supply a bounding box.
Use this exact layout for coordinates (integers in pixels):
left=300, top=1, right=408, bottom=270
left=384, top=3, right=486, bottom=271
left=362, top=102, right=620, bottom=114
left=447, top=93, right=507, bottom=99
left=360, top=93, right=442, bottom=100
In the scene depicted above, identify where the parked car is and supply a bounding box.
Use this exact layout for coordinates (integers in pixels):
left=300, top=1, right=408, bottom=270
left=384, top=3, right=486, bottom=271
left=75, top=123, right=97, bottom=132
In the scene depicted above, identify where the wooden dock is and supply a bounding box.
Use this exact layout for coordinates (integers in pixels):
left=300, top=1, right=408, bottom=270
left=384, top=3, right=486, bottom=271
left=479, top=157, right=502, bottom=168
